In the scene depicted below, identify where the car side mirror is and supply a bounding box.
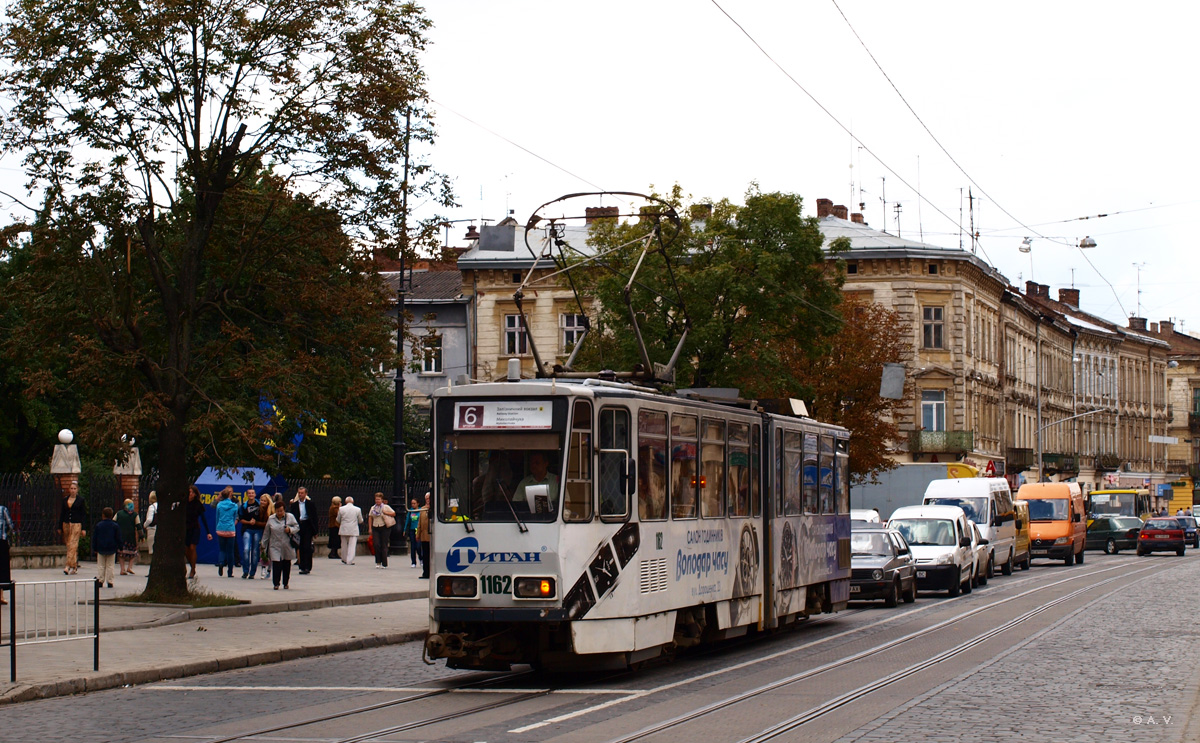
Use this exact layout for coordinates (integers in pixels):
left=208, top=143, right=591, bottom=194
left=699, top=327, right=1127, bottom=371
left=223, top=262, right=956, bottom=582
left=980, top=538, right=990, bottom=546
left=959, top=536, right=971, bottom=547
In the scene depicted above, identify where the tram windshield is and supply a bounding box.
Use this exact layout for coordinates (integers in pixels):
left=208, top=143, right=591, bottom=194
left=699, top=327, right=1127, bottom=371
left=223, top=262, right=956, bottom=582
left=438, top=432, right=563, bottom=523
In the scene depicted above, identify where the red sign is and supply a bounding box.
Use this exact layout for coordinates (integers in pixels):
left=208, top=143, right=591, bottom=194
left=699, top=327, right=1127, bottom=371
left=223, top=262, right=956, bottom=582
left=985, top=460, right=996, bottom=476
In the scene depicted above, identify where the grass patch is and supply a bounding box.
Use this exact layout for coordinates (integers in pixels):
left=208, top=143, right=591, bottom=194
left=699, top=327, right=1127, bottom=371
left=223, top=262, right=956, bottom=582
left=115, top=585, right=249, bottom=608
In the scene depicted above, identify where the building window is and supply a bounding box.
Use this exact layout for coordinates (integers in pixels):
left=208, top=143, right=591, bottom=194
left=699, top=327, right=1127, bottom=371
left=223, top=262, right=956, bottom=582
left=928, top=263, right=939, bottom=275
left=420, top=334, right=442, bottom=373
left=511, top=271, right=522, bottom=284
left=1192, top=387, right=1200, bottom=414
left=846, top=262, right=858, bottom=275
left=561, top=313, right=587, bottom=353
left=922, top=306, right=944, bottom=349
left=921, top=390, right=946, bottom=431
left=504, top=314, right=529, bottom=356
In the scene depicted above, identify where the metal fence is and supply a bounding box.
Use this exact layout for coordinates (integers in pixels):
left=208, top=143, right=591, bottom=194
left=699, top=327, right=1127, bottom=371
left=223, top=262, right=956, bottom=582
left=279, top=479, right=431, bottom=532
left=0, top=472, right=159, bottom=552
left=1, top=579, right=100, bottom=681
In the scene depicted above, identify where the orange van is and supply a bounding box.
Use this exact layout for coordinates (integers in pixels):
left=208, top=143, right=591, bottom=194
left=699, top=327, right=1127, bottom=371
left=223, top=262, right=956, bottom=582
left=1015, top=482, right=1086, bottom=565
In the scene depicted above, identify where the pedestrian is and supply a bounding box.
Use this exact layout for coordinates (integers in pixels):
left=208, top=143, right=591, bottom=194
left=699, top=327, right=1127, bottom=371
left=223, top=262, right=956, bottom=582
left=258, top=492, right=274, bottom=579
left=337, top=496, right=363, bottom=565
left=114, top=499, right=144, bottom=576
left=93, top=507, right=121, bottom=588
left=215, top=488, right=239, bottom=577
left=417, top=492, right=431, bottom=579
left=238, top=488, right=264, bottom=579
left=0, top=500, right=15, bottom=605
left=58, top=481, right=88, bottom=575
left=262, top=502, right=298, bottom=590
left=327, top=496, right=342, bottom=559
left=185, top=485, right=213, bottom=580
left=144, top=491, right=158, bottom=555
left=406, top=498, right=420, bottom=567
left=369, top=492, right=396, bottom=569
left=288, top=487, right=316, bottom=575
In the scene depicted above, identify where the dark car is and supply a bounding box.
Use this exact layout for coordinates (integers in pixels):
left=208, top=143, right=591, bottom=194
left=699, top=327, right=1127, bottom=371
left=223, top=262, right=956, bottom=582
left=1086, top=515, right=1143, bottom=554
left=1137, top=518, right=1187, bottom=556
left=1178, top=516, right=1199, bottom=548
left=850, top=528, right=917, bottom=607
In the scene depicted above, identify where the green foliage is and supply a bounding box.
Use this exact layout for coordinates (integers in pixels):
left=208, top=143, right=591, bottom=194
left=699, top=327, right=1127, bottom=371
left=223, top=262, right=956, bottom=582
left=576, top=185, right=847, bottom=397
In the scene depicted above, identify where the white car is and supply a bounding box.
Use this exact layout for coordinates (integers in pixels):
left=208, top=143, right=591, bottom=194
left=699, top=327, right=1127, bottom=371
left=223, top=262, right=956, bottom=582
left=887, top=505, right=976, bottom=597
left=969, top=521, right=991, bottom=587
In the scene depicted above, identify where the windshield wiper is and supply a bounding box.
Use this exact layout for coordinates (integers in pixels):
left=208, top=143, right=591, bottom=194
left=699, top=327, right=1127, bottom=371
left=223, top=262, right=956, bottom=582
left=496, top=480, right=528, bottom=534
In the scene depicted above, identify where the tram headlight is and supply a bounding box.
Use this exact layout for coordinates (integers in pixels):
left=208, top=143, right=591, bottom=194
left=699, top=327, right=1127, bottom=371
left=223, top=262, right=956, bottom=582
left=871, top=569, right=883, bottom=581
left=514, top=577, right=557, bottom=599
left=436, top=575, right=478, bottom=598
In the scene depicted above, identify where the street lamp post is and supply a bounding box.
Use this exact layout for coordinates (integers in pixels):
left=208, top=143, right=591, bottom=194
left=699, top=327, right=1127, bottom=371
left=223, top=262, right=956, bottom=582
left=393, top=107, right=412, bottom=504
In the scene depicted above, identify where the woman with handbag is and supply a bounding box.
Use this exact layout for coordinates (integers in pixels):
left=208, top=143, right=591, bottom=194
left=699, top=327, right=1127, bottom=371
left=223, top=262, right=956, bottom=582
left=262, top=502, right=299, bottom=590
left=368, top=492, right=396, bottom=569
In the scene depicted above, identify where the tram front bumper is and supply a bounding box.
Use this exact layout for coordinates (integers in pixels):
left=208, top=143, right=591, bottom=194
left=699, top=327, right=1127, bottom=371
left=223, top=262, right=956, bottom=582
left=433, top=607, right=570, bottom=622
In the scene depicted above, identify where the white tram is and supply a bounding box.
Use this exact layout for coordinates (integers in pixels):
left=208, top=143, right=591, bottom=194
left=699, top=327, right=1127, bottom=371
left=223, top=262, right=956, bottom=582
left=424, top=378, right=851, bottom=671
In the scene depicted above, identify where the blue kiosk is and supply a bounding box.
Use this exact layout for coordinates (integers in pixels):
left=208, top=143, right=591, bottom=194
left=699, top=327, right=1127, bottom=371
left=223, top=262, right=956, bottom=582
left=192, top=468, right=287, bottom=565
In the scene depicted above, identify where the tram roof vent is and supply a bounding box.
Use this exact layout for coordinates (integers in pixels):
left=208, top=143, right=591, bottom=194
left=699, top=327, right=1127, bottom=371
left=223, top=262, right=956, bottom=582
left=506, top=358, right=522, bottom=382
left=757, top=398, right=810, bottom=418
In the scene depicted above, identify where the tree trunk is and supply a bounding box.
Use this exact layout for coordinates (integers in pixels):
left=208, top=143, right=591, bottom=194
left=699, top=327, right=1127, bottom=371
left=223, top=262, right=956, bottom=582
left=145, top=415, right=190, bottom=599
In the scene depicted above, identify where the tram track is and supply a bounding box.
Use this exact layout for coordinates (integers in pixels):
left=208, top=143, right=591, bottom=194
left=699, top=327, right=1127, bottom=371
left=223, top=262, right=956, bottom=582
left=603, top=559, right=1162, bottom=743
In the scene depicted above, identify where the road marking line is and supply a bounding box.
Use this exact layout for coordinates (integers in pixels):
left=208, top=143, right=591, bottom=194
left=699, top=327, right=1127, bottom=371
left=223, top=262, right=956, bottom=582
left=152, top=684, right=641, bottom=695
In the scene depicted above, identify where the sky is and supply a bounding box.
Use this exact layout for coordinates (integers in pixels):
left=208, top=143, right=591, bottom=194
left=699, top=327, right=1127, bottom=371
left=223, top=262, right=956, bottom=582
left=417, top=1, right=1200, bottom=330
left=1, top=2, right=1196, bottom=331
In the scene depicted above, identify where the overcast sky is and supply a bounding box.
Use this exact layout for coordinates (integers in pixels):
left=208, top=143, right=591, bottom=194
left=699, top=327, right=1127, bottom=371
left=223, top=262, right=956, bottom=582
left=420, top=1, right=1200, bottom=331
left=2, top=2, right=1195, bottom=331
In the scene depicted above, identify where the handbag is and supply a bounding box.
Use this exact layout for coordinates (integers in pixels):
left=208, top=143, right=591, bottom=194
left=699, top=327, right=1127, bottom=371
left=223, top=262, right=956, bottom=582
left=289, top=532, right=300, bottom=549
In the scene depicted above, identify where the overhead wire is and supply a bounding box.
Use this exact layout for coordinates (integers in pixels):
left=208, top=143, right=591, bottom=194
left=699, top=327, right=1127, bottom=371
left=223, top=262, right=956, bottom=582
left=827, top=0, right=1128, bottom=317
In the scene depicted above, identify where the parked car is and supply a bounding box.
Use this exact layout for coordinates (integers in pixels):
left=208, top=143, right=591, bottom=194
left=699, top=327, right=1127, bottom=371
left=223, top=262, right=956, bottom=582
left=849, top=528, right=917, bottom=606
left=851, top=509, right=883, bottom=530
left=887, top=505, right=975, bottom=597
left=1013, top=499, right=1032, bottom=570
left=969, top=521, right=991, bottom=587
left=923, top=477, right=1017, bottom=575
left=1137, top=518, right=1187, bottom=556
left=1177, top=515, right=1199, bottom=548
left=1085, top=515, right=1143, bottom=554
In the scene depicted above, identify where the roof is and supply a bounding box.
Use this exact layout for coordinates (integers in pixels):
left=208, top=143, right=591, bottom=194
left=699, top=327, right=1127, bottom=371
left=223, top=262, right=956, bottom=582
left=457, top=223, right=597, bottom=270
left=381, top=269, right=465, bottom=301
left=818, top=215, right=1009, bottom=285
left=889, top=504, right=968, bottom=520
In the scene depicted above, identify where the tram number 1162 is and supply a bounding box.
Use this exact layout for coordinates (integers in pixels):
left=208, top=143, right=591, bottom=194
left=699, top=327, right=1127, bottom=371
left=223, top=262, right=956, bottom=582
left=481, top=575, right=513, bottom=594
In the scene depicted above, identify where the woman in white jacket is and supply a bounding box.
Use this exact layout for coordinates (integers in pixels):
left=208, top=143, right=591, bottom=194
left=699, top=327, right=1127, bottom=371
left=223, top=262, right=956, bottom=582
left=262, top=503, right=299, bottom=589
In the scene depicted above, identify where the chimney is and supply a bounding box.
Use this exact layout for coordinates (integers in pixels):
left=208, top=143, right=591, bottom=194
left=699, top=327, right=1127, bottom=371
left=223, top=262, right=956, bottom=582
left=1058, top=287, right=1080, bottom=307
left=585, top=206, right=619, bottom=224
left=833, top=204, right=849, bottom=220
left=851, top=213, right=865, bottom=224
left=1160, top=319, right=1175, bottom=336
left=816, top=198, right=834, bottom=218
left=464, top=224, right=480, bottom=241
left=1025, top=280, right=1039, bottom=298
left=1151, top=322, right=1160, bottom=334
left=1128, top=316, right=1147, bottom=331
left=1037, top=283, right=1050, bottom=298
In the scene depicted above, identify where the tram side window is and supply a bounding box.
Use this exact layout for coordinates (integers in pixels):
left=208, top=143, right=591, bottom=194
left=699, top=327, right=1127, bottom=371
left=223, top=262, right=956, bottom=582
left=775, top=429, right=784, bottom=517
left=751, top=424, right=761, bottom=518
left=638, top=410, right=668, bottom=521
left=599, top=408, right=631, bottom=519
left=672, top=414, right=699, bottom=519
left=819, top=435, right=835, bottom=514
left=836, top=439, right=850, bottom=514
left=802, top=433, right=819, bottom=514
left=701, top=419, right=725, bottom=519
left=784, top=430, right=802, bottom=516
left=728, top=422, right=750, bottom=518
left=564, top=400, right=593, bottom=522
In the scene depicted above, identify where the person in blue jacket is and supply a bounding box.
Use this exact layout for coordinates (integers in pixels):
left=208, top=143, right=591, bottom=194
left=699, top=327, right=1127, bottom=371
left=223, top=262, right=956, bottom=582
left=215, top=488, right=240, bottom=577
left=93, top=508, right=121, bottom=588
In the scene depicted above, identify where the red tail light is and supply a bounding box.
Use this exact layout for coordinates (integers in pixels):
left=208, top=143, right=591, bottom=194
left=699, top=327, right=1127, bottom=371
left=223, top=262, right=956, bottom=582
left=1127, top=530, right=1139, bottom=538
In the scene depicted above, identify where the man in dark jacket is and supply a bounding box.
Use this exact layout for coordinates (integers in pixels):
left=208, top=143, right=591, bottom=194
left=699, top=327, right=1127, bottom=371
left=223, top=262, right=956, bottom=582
left=288, top=487, right=317, bottom=574
left=93, top=508, right=121, bottom=588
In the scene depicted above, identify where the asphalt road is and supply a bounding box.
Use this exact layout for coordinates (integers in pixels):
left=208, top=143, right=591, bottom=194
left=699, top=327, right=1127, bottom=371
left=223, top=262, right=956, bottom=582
left=7, top=551, right=1199, bottom=743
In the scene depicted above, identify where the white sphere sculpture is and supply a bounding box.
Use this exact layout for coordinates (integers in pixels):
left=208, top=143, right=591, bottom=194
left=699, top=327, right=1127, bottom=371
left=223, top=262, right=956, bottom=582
left=58, top=429, right=74, bottom=445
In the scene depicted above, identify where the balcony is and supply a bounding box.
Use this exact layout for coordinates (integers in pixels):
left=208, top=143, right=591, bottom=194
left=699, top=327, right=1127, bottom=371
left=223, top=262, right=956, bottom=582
left=1042, top=453, right=1077, bottom=475
left=1095, top=453, right=1122, bottom=472
left=1006, top=448, right=1035, bottom=470
left=1189, top=412, right=1200, bottom=435
left=1164, top=459, right=1189, bottom=475
left=909, top=430, right=974, bottom=455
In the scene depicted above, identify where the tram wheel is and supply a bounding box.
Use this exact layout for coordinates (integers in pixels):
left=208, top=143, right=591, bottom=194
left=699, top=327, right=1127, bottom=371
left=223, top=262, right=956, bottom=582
left=1104, top=539, right=1117, bottom=555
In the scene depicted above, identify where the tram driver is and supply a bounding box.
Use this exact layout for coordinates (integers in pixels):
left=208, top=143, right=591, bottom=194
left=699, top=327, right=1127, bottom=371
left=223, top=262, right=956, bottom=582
left=513, top=451, right=560, bottom=513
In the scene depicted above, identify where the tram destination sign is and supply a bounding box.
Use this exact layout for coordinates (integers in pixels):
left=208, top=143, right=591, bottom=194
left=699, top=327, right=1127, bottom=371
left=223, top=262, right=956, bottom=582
left=455, top=401, right=553, bottom=430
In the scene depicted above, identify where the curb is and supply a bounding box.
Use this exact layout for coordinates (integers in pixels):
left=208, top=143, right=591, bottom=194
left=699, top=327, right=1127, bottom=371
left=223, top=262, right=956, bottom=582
left=101, top=590, right=428, bottom=633
left=0, top=628, right=428, bottom=706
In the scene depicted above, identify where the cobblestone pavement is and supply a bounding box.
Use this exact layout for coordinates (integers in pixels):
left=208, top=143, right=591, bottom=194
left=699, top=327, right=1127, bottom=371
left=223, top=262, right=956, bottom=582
left=836, top=554, right=1200, bottom=743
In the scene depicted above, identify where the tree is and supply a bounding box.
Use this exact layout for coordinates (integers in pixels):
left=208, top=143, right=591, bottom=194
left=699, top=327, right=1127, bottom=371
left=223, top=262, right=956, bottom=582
left=784, top=295, right=911, bottom=484
left=0, top=0, right=449, bottom=599
left=577, top=186, right=847, bottom=397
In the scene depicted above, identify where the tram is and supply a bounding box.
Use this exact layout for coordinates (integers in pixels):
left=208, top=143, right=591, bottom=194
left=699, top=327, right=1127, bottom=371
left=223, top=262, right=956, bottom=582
left=423, top=377, right=851, bottom=671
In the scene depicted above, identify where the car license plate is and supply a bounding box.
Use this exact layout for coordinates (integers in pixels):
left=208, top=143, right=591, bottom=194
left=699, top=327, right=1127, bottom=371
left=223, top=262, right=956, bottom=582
left=849, top=585, right=860, bottom=593
left=1032, top=549, right=1047, bottom=555
left=1156, top=534, right=1168, bottom=539
left=916, top=570, right=927, bottom=578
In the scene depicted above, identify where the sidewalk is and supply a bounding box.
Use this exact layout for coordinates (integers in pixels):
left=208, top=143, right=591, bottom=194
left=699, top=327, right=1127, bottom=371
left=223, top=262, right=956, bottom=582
left=0, top=554, right=432, bottom=705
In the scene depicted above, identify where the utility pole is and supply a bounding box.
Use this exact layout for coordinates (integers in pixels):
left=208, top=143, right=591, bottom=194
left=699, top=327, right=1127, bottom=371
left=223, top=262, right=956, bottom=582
left=393, top=107, right=411, bottom=504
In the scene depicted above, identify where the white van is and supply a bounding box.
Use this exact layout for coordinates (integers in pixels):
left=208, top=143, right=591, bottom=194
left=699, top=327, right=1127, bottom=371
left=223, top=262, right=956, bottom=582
left=886, top=504, right=976, bottom=597
left=923, top=477, right=1017, bottom=576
